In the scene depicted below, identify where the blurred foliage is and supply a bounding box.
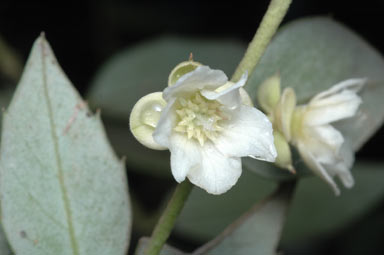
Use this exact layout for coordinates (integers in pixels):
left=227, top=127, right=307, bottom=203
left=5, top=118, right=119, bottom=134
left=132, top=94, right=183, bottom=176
left=0, top=1, right=384, bottom=253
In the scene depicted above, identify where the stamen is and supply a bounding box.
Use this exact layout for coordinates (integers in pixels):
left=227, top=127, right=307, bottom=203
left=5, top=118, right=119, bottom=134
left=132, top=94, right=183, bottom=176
left=174, top=92, right=226, bottom=145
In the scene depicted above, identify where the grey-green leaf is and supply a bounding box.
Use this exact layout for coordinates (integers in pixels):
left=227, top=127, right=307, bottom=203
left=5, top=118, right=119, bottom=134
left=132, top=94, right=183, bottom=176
left=245, top=17, right=384, bottom=178
left=176, top=162, right=384, bottom=246
left=176, top=170, right=276, bottom=241
left=0, top=35, right=131, bottom=255
left=0, top=225, right=12, bottom=255
left=193, top=182, right=295, bottom=255
left=87, top=37, right=245, bottom=177
left=281, top=161, right=384, bottom=245
left=135, top=237, right=186, bottom=255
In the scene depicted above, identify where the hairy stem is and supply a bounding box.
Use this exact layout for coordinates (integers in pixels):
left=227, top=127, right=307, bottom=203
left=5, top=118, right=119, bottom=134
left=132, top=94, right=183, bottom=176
left=231, top=0, right=292, bottom=82
left=144, top=180, right=193, bottom=255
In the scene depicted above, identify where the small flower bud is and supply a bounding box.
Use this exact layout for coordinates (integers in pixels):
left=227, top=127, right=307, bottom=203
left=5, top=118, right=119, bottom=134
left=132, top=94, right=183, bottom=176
left=168, top=61, right=201, bottom=86
left=257, top=73, right=281, bottom=114
left=273, top=130, right=295, bottom=173
left=129, top=92, right=167, bottom=150
left=273, top=87, right=296, bottom=141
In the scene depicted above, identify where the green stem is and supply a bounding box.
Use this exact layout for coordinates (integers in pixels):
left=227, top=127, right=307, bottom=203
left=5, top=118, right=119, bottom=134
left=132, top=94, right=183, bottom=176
left=231, top=0, right=292, bottom=82
left=144, top=180, right=193, bottom=255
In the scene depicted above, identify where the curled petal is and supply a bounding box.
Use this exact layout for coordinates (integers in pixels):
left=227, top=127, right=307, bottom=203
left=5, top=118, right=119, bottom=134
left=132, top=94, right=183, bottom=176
left=324, top=141, right=355, bottom=188
left=215, top=105, right=276, bottom=162
left=187, top=142, right=242, bottom=195
left=201, top=72, right=247, bottom=109
left=306, top=79, right=365, bottom=125
left=299, top=125, right=343, bottom=165
left=297, top=142, right=340, bottom=195
left=311, top=78, right=366, bottom=102
left=312, top=125, right=344, bottom=157
left=163, top=66, right=227, bottom=101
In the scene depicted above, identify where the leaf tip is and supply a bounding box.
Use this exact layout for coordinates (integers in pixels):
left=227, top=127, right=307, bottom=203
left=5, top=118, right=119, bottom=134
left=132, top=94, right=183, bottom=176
left=39, top=31, right=46, bottom=39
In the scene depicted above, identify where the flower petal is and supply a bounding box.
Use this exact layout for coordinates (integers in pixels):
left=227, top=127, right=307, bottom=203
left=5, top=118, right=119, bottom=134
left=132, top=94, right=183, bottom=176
left=163, top=66, right=227, bottom=101
left=311, top=78, right=366, bottom=102
left=200, top=72, right=247, bottom=108
left=187, top=142, right=242, bottom=195
left=152, top=98, right=177, bottom=148
left=215, top=105, right=276, bottom=162
left=305, top=79, right=365, bottom=126
left=312, top=125, right=344, bottom=156
left=298, top=124, right=343, bottom=165
left=274, top=87, right=296, bottom=141
left=324, top=141, right=355, bottom=188
left=297, top=142, right=340, bottom=195
left=169, top=134, right=201, bottom=183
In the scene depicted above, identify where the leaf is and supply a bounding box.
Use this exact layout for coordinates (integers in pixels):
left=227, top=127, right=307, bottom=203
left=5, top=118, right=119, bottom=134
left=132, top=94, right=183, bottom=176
left=136, top=182, right=293, bottom=255
left=0, top=225, right=12, bottom=255
left=0, top=35, right=131, bottom=255
left=193, top=182, right=295, bottom=255
left=175, top=170, right=276, bottom=241
left=245, top=17, right=384, bottom=179
left=281, top=161, right=384, bottom=245
left=176, top=162, right=384, bottom=246
left=87, top=37, right=245, bottom=176
left=135, top=237, right=186, bottom=255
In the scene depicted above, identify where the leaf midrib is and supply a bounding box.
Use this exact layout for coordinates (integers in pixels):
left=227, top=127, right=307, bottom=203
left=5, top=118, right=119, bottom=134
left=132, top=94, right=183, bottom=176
left=40, top=39, right=80, bottom=255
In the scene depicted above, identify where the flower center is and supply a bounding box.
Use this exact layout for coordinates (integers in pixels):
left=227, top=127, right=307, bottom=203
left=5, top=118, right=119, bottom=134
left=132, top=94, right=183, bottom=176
left=174, top=93, right=226, bottom=146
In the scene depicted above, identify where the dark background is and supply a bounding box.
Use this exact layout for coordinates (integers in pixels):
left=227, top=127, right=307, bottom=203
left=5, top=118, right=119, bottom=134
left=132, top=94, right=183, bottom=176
left=0, top=0, right=382, bottom=160
left=1, top=0, right=383, bottom=254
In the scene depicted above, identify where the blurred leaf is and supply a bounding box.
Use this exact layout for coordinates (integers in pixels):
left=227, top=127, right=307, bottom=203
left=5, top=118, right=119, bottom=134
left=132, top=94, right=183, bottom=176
left=87, top=37, right=245, bottom=176
left=193, top=182, right=295, bottom=255
left=335, top=80, right=384, bottom=150
left=243, top=153, right=311, bottom=181
left=135, top=237, right=186, bottom=255
left=0, top=34, right=23, bottom=83
left=103, top=118, right=172, bottom=178
left=281, top=161, right=384, bottom=245
left=176, top=170, right=277, bottom=241
left=245, top=17, right=384, bottom=179
left=0, top=35, right=131, bottom=255
left=0, top=225, right=12, bottom=255
left=176, top=161, right=384, bottom=246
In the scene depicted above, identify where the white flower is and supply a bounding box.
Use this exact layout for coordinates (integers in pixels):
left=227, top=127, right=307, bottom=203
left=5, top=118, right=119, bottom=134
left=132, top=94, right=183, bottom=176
left=290, top=78, right=366, bottom=195
left=152, top=65, right=276, bottom=194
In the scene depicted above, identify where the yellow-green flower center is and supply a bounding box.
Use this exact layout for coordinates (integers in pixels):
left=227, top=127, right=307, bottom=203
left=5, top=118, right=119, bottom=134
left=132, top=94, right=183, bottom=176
left=174, top=93, right=226, bottom=146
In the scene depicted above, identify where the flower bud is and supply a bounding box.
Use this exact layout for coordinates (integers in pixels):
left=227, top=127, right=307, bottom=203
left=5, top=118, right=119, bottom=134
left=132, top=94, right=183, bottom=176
left=257, top=73, right=281, bottom=113
left=273, top=130, right=295, bottom=173
left=129, top=92, right=167, bottom=150
left=168, top=61, right=201, bottom=86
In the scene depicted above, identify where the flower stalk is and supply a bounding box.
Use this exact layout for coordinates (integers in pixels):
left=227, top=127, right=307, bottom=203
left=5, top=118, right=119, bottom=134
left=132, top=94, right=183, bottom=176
left=231, top=0, right=292, bottom=82
left=140, top=0, right=293, bottom=253
left=144, top=180, right=193, bottom=255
